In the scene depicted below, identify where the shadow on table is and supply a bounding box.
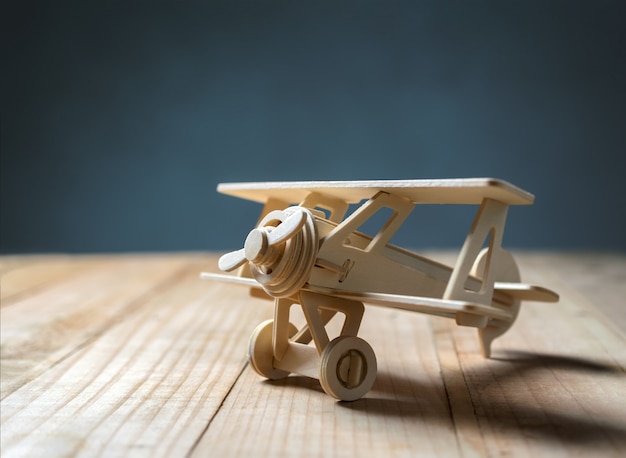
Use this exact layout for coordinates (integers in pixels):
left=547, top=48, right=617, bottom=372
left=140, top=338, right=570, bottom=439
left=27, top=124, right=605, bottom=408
left=337, top=350, right=626, bottom=448
left=490, top=350, right=624, bottom=373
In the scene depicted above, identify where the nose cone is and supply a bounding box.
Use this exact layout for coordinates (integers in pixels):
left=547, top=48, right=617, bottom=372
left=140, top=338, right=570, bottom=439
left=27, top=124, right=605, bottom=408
left=244, top=228, right=268, bottom=262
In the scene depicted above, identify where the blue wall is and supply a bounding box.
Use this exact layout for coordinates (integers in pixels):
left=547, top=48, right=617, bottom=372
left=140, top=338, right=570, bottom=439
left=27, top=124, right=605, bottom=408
left=2, top=1, right=625, bottom=253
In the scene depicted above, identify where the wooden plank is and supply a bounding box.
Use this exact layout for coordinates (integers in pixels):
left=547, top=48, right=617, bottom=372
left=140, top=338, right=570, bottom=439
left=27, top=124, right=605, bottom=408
left=1, top=254, right=197, bottom=398
left=0, top=256, right=270, bottom=457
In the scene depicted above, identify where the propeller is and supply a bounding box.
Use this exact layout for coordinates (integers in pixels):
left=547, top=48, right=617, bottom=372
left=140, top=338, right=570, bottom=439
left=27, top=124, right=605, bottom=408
left=218, top=209, right=307, bottom=272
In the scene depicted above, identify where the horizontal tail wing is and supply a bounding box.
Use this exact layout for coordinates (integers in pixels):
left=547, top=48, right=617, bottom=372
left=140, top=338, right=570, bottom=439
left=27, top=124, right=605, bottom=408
left=494, top=282, right=559, bottom=302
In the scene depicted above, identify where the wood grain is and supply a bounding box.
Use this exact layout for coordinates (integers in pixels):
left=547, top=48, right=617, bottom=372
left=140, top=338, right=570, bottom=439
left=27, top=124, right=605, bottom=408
left=0, top=255, right=90, bottom=304
left=1, top=255, right=196, bottom=398
left=1, top=255, right=269, bottom=456
left=1, top=252, right=625, bottom=457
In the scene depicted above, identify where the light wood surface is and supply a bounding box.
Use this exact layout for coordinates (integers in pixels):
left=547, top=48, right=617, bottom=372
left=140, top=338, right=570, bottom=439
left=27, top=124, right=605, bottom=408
left=1, top=252, right=625, bottom=457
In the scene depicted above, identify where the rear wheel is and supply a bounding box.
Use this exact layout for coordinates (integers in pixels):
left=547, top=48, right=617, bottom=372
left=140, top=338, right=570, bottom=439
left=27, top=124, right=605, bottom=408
left=319, top=336, right=377, bottom=401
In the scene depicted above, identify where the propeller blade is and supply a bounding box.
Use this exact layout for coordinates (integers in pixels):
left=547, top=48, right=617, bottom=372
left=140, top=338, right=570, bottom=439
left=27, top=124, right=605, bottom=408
left=218, top=248, right=247, bottom=272
left=219, top=210, right=307, bottom=272
left=267, top=210, right=306, bottom=246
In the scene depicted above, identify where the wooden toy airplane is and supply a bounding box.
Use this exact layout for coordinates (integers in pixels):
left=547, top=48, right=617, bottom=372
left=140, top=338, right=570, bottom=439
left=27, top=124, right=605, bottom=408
left=201, top=178, right=559, bottom=401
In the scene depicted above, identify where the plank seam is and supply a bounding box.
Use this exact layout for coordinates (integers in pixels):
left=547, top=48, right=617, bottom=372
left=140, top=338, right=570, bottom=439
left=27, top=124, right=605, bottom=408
left=186, top=362, right=249, bottom=458
left=432, top=319, right=488, bottom=458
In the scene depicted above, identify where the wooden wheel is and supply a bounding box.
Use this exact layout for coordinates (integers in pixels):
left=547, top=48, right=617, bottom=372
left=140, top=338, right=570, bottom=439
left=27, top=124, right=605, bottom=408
left=248, top=320, right=297, bottom=380
left=471, top=248, right=521, bottom=357
left=319, top=336, right=377, bottom=401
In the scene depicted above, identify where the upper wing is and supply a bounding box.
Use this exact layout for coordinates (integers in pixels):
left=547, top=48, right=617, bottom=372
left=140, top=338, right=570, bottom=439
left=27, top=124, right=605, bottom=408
left=217, top=178, right=534, bottom=206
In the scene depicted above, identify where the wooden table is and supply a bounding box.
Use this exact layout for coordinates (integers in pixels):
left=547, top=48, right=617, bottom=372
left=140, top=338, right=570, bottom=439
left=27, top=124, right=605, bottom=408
left=1, top=252, right=625, bottom=457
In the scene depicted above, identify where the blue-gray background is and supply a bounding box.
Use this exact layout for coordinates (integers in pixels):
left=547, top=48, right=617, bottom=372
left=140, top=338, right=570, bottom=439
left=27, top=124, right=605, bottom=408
left=2, top=0, right=625, bottom=253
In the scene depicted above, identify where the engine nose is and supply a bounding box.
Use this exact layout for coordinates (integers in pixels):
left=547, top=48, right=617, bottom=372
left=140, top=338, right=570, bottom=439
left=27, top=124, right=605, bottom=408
left=218, top=207, right=319, bottom=298
left=244, top=228, right=269, bottom=263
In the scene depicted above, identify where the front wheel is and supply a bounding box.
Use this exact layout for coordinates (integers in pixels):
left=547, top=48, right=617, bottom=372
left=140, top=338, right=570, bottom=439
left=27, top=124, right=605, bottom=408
left=319, top=336, right=377, bottom=401
left=248, top=320, right=297, bottom=380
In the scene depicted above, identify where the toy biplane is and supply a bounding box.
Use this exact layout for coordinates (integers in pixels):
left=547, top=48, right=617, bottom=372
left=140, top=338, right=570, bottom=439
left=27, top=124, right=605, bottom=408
left=201, top=178, right=559, bottom=401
